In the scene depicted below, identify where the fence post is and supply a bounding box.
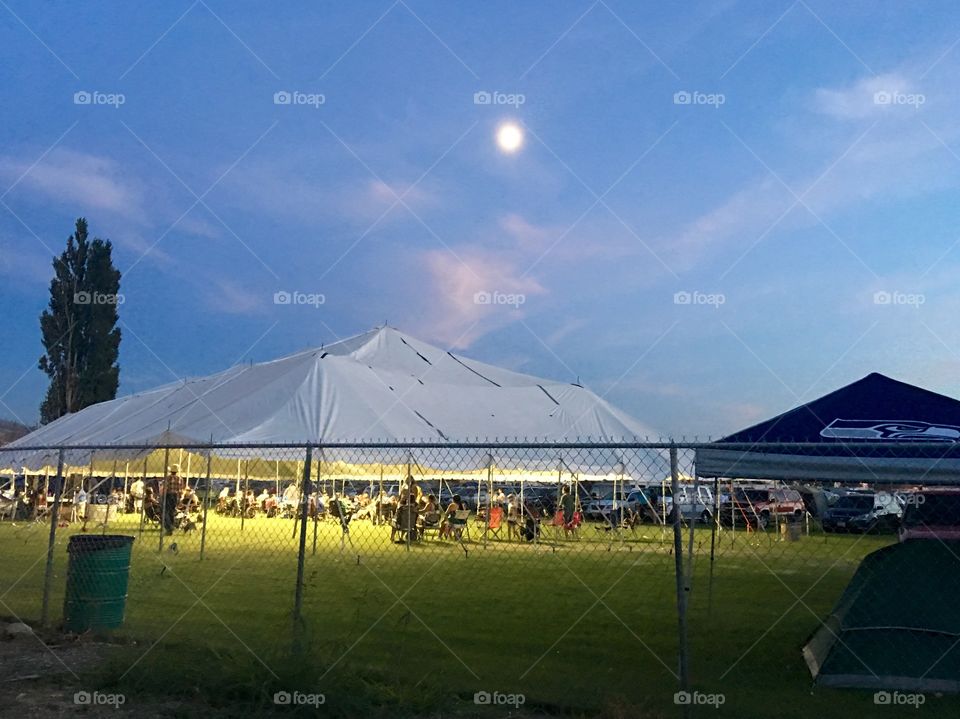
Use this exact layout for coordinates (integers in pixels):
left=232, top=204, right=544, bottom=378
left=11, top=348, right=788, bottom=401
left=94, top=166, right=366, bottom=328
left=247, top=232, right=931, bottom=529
left=200, top=449, right=212, bottom=560
left=41, top=448, right=66, bottom=628
left=670, top=445, right=691, bottom=714
left=158, top=446, right=170, bottom=552
left=293, top=445, right=313, bottom=647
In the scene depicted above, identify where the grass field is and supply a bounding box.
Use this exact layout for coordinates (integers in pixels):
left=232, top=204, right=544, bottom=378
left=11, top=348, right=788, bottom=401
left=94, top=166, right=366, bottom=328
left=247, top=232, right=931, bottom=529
left=2, top=512, right=957, bottom=717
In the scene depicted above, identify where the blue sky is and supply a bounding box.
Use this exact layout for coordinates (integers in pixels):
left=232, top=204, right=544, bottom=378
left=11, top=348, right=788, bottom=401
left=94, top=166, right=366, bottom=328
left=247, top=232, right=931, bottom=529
left=3, top=0, right=960, bottom=437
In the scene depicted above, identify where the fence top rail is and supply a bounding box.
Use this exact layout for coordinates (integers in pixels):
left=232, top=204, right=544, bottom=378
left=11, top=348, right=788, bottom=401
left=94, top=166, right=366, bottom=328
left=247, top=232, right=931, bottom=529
left=3, top=440, right=960, bottom=452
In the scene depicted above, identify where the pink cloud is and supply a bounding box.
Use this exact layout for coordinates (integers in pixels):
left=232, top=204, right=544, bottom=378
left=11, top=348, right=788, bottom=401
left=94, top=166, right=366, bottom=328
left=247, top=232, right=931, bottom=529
left=416, top=248, right=546, bottom=348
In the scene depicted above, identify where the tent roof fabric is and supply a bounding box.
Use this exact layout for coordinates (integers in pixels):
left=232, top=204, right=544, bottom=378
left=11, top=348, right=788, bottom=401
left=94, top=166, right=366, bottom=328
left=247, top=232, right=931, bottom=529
left=4, top=327, right=662, bottom=472
left=803, top=539, right=960, bottom=693
left=696, top=373, right=960, bottom=483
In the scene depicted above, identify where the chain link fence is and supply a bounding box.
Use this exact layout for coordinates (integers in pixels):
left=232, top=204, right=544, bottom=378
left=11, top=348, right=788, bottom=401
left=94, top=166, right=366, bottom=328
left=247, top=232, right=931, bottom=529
left=1, top=441, right=958, bottom=716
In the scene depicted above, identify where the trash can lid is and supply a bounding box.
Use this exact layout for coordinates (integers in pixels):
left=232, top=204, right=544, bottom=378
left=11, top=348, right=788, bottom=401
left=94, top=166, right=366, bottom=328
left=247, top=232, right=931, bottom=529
left=67, top=534, right=135, bottom=553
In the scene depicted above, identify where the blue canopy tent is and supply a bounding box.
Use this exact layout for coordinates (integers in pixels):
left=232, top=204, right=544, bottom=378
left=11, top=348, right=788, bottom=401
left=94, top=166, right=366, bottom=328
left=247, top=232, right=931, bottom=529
left=696, top=373, right=960, bottom=692
left=695, top=373, right=960, bottom=484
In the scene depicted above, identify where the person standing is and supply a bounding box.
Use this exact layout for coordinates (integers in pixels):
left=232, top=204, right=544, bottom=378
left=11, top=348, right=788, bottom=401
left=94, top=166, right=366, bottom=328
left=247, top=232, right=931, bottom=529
left=130, top=476, right=145, bottom=514
left=161, top=465, right=183, bottom=535
left=559, top=484, right=575, bottom=525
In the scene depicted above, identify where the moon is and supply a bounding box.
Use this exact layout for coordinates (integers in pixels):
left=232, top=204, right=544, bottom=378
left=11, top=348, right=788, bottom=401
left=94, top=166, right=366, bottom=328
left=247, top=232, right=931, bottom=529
left=496, top=122, right=524, bottom=153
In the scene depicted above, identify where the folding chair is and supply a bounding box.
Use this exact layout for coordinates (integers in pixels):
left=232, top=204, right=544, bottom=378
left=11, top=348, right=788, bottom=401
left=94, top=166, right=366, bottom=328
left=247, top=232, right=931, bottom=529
left=421, top=510, right=441, bottom=539
left=450, top=509, right=471, bottom=541
left=553, top=509, right=581, bottom=538
left=483, top=506, right=504, bottom=540
left=393, top=504, right=420, bottom=545
left=328, top=498, right=354, bottom=549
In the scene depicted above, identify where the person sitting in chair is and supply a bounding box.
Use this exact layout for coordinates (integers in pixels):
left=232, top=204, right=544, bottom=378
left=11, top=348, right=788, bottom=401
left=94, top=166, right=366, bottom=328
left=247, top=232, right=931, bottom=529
left=217, top=485, right=230, bottom=512
left=419, top=494, right=440, bottom=538
left=180, top=486, right=198, bottom=512
left=264, top=489, right=278, bottom=516
left=440, top=494, right=465, bottom=539
left=143, top=487, right=161, bottom=524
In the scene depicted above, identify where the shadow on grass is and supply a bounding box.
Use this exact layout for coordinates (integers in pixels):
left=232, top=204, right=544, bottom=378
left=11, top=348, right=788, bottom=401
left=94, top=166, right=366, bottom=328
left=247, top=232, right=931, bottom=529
left=92, top=631, right=664, bottom=718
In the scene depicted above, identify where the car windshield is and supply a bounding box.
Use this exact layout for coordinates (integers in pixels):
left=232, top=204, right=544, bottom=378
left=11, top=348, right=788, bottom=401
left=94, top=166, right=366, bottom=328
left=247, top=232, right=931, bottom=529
left=903, top=494, right=960, bottom=527
left=735, top=489, right=768, bottom=503
left=834, top=495, right=874, bottom=511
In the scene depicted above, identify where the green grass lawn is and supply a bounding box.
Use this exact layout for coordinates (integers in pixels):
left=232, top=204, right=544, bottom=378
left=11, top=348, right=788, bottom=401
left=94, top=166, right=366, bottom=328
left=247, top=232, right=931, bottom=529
left=2, top=513, right=957, bottom=717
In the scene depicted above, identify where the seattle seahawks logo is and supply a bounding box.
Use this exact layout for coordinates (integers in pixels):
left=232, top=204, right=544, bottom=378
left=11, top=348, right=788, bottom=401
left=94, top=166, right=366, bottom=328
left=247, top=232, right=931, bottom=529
left=820, top=419, right=960, bottom=442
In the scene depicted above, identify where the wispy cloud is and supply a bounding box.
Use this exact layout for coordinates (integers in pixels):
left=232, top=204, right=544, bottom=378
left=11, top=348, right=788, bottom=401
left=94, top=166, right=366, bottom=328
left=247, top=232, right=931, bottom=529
left=417, top=248, right=546, bottom=347
left=659, top=60, right=960, bottom=272
left=0, top=148, right=146, bottom=222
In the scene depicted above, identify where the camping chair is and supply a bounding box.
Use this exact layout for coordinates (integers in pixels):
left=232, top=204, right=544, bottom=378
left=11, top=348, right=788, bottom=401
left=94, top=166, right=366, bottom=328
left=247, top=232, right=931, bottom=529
left=328, top=498, right=354, bottom=549
left=483, top=506, right=504, bottom=540
left=420, top=510, right=441, bottom=539
left=0, top=494, right=18, bottom=521
left=553, top=509, right=582, bottom=538
left=450, top=509, right=471, bottom=541
left=144, top=499, right=162, bottom=526
left=393, top=504, right=420, bottom=545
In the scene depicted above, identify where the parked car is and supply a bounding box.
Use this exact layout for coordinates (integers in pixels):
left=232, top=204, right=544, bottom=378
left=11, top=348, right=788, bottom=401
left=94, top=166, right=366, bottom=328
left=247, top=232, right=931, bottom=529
left=658, top=484, right=715, bottom=524
left=899, top=488, right=960, bottom=541
left=583, top=488, right=633, bottom=520
left=719, top=487, right=805, bottom=528
left=821, top=492, right=902, bottom=533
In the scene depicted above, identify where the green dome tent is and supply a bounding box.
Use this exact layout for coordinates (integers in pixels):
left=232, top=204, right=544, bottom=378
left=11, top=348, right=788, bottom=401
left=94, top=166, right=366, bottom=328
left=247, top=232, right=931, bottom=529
left=803, top=539, right=960, bottom=692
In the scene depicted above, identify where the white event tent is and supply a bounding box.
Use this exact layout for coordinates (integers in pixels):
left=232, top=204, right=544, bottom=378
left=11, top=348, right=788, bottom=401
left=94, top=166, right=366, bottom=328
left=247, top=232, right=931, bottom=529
left=4, top=327, right=665, bottom=480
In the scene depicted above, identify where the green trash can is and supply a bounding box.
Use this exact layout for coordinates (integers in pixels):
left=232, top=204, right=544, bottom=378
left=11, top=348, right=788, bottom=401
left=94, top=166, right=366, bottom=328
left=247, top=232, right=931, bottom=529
left=63, top=534, right=135, bottom=632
